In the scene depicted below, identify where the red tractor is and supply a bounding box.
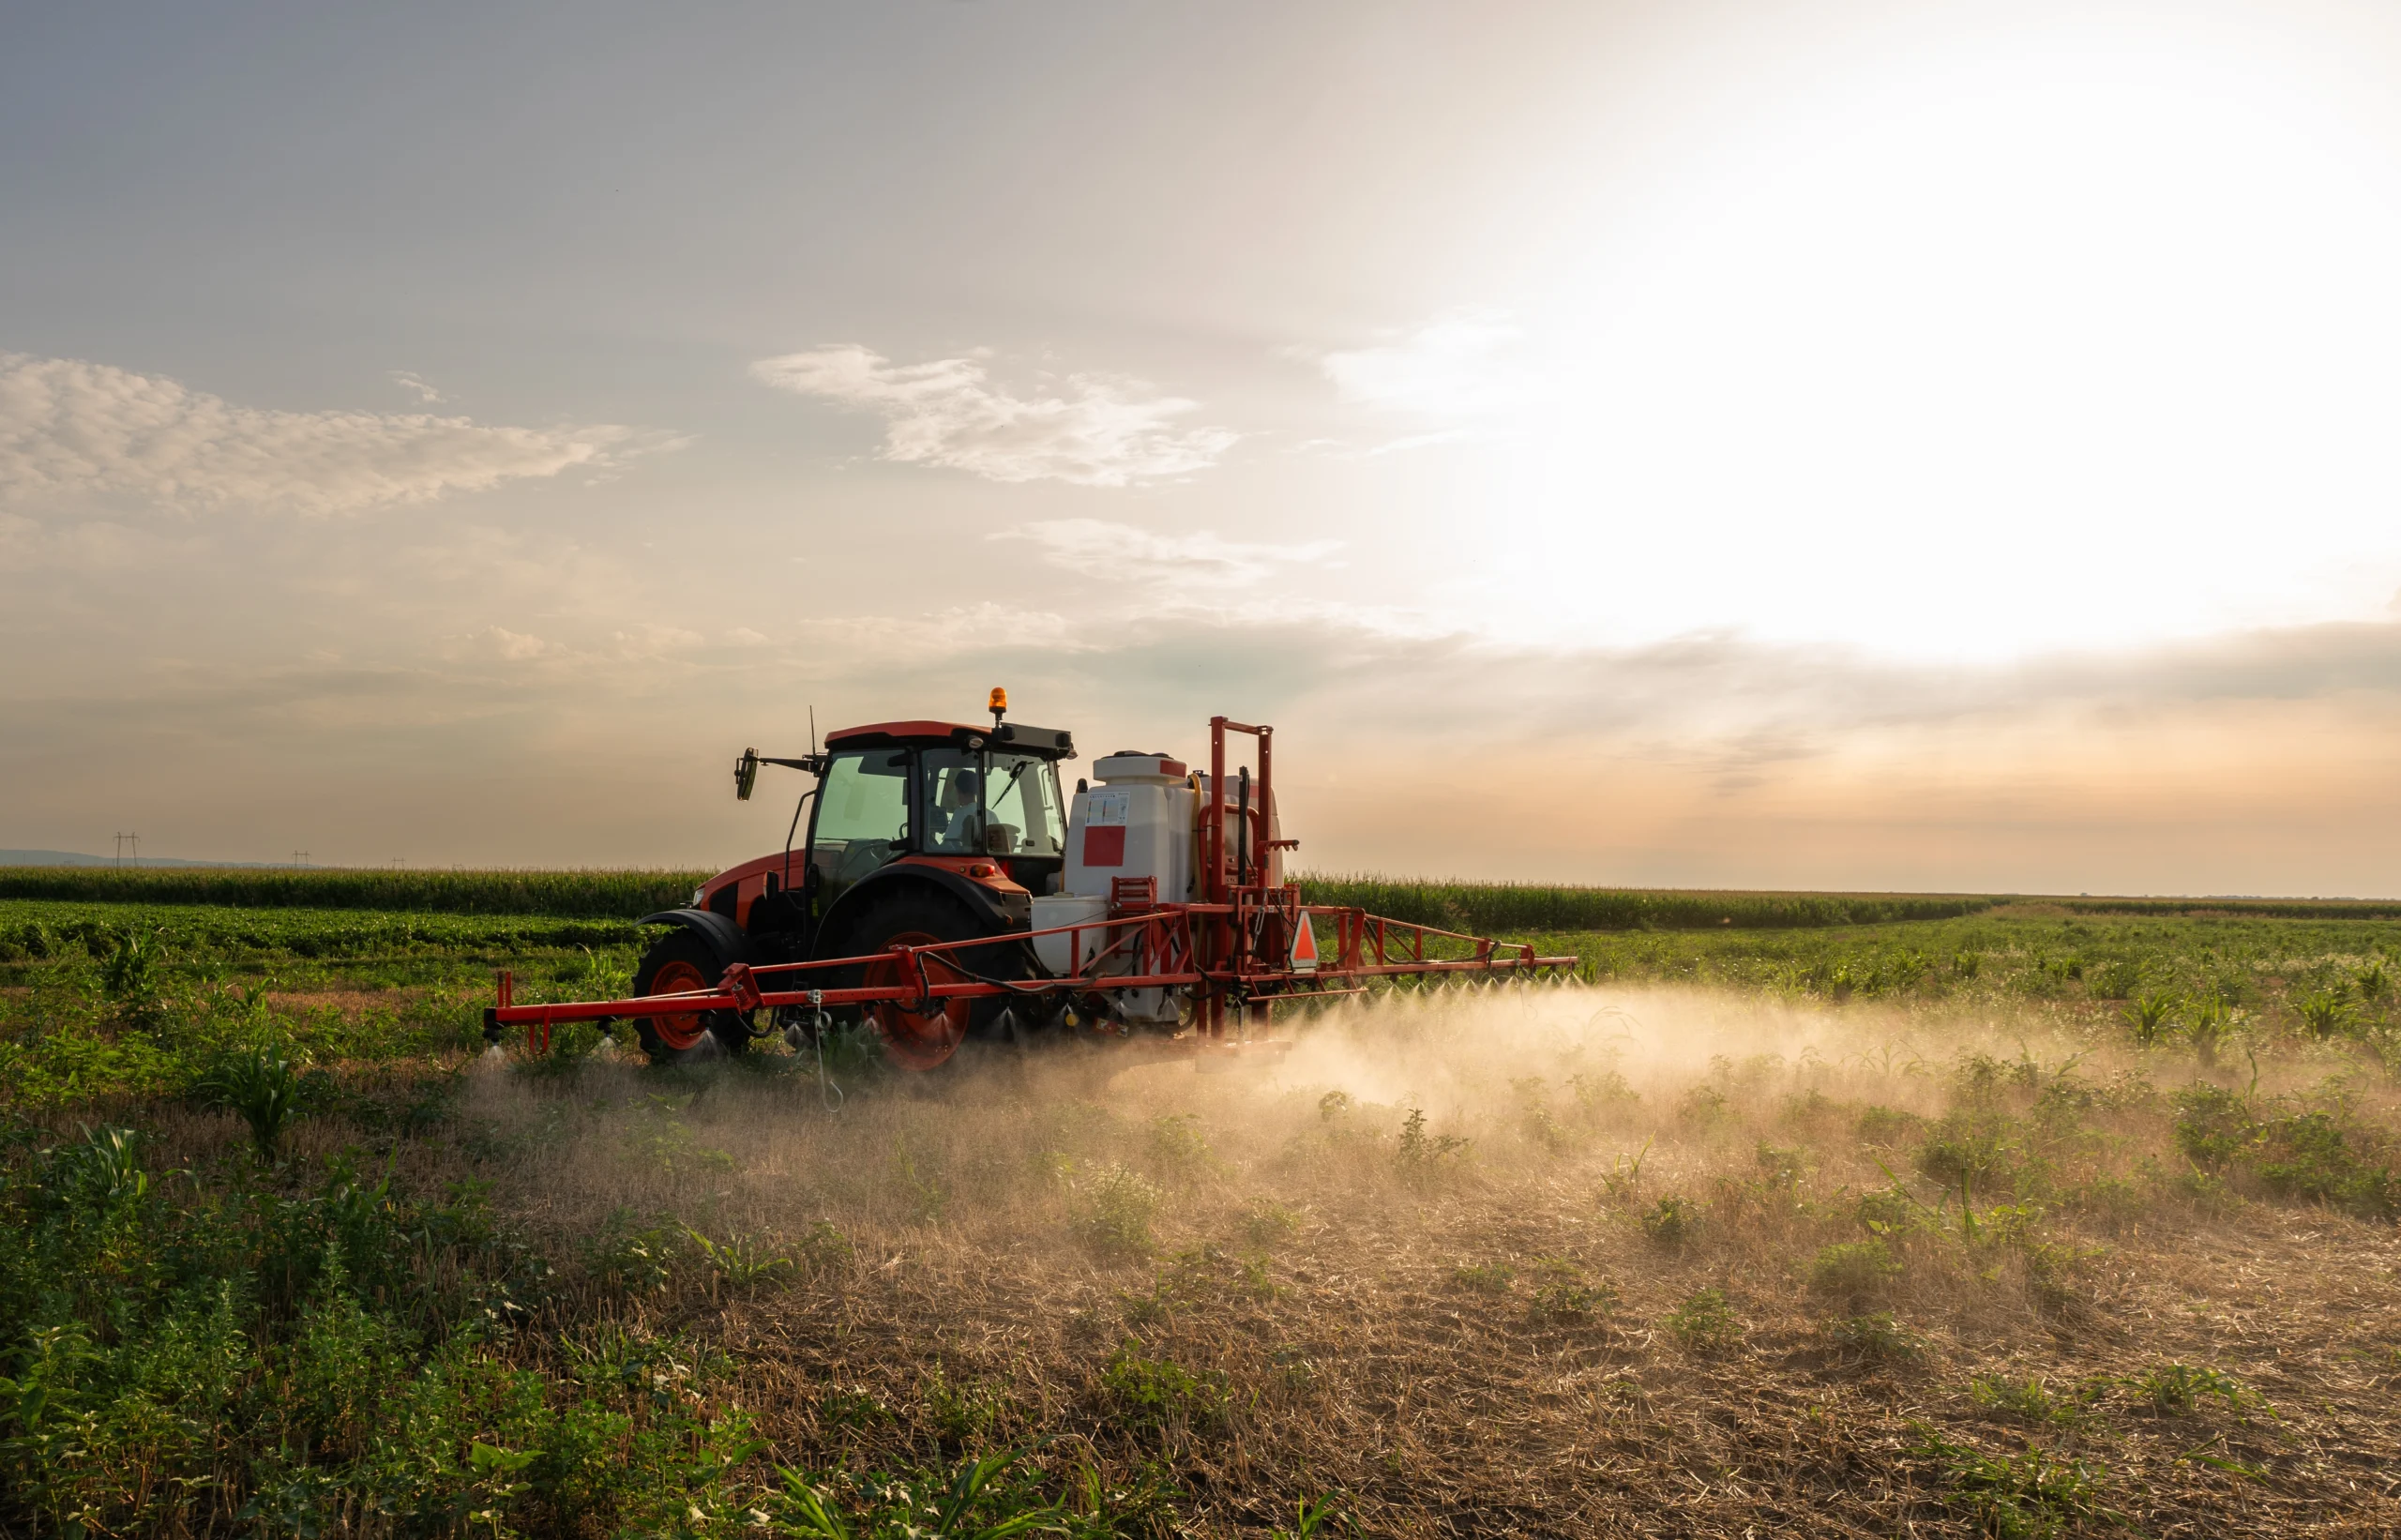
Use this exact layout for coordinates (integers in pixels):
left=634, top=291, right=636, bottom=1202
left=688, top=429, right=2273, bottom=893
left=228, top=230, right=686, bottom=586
left=490, top=694, right=1571, bottom=1069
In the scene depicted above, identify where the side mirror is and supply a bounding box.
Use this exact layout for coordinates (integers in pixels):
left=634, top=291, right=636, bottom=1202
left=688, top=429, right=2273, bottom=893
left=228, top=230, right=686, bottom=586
left=734, top=748, right=760, bottom=801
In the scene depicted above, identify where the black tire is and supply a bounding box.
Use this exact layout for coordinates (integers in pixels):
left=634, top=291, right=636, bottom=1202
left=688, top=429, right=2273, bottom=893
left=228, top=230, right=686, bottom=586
left=831, top=887, right=1015, bottom=1071
left=630, top=929, right=754, bottom=1064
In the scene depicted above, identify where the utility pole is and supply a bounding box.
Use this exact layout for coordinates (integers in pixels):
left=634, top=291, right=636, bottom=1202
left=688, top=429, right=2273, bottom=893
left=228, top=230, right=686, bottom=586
left=113, top=832, right=139, bottom=869
left=291, top=849, right=310, bottom=868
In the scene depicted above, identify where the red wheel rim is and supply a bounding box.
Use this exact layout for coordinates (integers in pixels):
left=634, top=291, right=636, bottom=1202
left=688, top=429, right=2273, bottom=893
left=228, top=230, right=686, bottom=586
left=645, top=958, right=711, bottom=1051
left=864, top=930, right=969, bottom=1071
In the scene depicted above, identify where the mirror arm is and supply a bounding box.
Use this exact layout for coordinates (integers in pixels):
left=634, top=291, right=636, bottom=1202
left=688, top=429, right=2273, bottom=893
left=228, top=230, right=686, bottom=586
left=736, top=750, right=827, bottom=803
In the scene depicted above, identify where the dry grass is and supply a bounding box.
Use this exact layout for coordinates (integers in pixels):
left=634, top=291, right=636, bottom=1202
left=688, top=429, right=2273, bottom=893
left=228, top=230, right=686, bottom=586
left=112, top=984, right=2401, bottom=1534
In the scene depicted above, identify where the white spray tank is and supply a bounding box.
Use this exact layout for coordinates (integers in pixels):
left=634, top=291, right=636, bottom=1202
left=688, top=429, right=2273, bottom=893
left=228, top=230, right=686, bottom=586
left=1031, top=752, right=1196, bottom=976
left=1064, top=752, right=1197, bottom=899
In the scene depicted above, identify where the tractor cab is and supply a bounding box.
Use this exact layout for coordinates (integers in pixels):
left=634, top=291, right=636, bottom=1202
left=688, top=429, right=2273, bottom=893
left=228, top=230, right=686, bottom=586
left=808, top=718, right=1076, bottom=908
left=695, top=704, right=1075, bottom=958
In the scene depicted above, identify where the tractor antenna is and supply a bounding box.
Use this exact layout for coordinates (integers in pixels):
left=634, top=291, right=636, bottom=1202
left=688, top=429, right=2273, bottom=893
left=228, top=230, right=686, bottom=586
left=809, top=704, right=818, bottom=757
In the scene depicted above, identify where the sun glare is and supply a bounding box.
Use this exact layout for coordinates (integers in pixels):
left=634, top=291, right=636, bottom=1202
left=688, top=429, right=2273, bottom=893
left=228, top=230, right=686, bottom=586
left=1478, top=8, right=2401, bottom=659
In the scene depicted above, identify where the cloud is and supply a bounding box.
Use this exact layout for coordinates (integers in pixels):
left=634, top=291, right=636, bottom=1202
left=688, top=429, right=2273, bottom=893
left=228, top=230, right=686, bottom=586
left=480, top=626, right=550, bottom=661
left=389, top=370, right=445, bottom=404
left=749, top=344, right=1235, bottom=486
left=0, top=352, right=652, bottom=517
left=1308, top=309, right=1534, bottom=423
left=993, top=518, right=1341, bottom=589
left=611, top=623, right=706, bottom=657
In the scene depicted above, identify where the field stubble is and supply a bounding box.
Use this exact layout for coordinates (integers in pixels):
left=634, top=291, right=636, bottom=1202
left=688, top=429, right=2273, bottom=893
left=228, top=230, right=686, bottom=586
left=113, top=986, right=2401, bottom=1533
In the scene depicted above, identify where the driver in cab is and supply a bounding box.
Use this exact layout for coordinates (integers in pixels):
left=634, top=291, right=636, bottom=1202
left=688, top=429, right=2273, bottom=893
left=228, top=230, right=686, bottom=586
left=931, top=768, right=984, bottom=853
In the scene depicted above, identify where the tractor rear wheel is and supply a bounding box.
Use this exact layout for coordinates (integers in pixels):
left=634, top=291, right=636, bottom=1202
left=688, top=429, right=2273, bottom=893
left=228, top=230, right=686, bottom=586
left=843, top=890, right=1004, bottom=1072
left=630, top=929, right=754, bottom=1064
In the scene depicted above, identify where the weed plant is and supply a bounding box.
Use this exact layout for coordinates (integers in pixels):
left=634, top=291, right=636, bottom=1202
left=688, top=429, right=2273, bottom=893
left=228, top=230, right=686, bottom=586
left=1666, top=1287, right=1744, bottom=1353
left=1070, top=1163, right=1162, bottom=1258
left=1821, top=1310, right=1927, bottom=1364
left=1913, top=1426, right=2122, bottom=1538
left=193, top=1041, right=308, bottom=1160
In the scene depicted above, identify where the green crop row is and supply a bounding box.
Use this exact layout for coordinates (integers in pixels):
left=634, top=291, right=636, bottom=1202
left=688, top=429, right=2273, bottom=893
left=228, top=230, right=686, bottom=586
left=8, top=864, right=2396, bottom=936
left=6, top=866, right=2004, bottom=932
left=2044, top=897, right=2401, bottom=920
left=0, top=866, right=710, bottom=918
left=0, top=899, right=644, bottom=973
left=1295, top=874, right=2004, bottom=934
left=1539, top=911, right=2399, bottom=1007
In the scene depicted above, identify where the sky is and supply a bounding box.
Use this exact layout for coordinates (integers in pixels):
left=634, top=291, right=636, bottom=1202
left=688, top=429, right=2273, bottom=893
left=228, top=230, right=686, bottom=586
left=5, top=0, right=2401, bottom=894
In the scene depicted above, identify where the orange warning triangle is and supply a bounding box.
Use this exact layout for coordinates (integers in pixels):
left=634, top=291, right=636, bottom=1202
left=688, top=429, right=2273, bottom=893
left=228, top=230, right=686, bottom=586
left=1290, top=911, right=1319, bottom=973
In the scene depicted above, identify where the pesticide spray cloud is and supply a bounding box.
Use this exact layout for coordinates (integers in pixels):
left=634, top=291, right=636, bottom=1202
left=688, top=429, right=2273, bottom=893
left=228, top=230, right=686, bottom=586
left=454, top=980, right=2097, bottom=1261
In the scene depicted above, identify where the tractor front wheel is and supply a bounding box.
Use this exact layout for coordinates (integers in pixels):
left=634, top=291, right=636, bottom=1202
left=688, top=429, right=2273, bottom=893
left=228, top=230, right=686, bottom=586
left=630, top=929, right=754, bottom=1064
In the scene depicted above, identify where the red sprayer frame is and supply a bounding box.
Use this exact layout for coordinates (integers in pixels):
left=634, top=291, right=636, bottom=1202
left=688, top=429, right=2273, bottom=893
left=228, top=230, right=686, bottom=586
left=485, top=716, right=1578, bottom=1055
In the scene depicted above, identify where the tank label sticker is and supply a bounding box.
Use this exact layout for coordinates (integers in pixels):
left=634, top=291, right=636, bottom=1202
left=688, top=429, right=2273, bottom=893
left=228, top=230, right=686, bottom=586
left=1085, top=791, right=1129, bottom=824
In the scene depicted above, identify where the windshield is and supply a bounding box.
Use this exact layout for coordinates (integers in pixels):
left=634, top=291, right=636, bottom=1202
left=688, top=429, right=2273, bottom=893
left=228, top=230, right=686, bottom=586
left=920, top=747, right=1065, bottom=856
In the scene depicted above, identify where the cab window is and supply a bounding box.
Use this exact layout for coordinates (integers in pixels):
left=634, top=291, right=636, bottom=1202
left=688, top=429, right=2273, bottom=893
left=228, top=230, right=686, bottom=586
left=814, top=749, right=912, bottom=889
left=986, top=752, right=1065, bottom=856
